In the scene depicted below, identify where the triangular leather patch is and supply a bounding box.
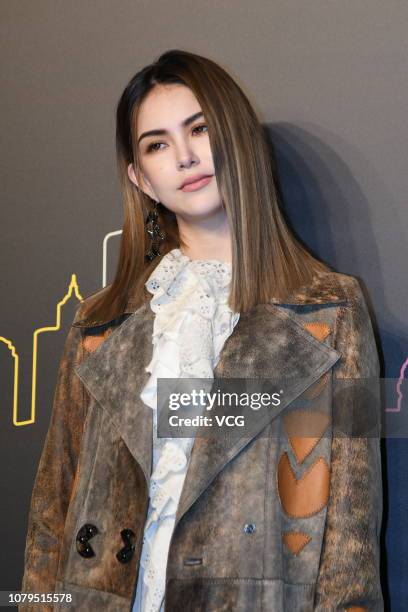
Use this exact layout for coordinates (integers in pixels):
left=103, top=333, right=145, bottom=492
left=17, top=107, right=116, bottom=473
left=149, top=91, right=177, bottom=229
left=83, top=329, right=112, bottom=353
left=282, top=531, right=312, bottom=555
left=283, top=410, right=330, bottom=464
left=303, top=371, right=329, bottom=400
left=302, top=321, right=331, bottom=342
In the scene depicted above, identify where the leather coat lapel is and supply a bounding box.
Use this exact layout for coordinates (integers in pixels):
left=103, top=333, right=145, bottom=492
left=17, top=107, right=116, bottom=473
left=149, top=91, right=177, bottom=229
left=174, top=303, right=341, bottom=525
left=74, top=300, right=341, bottom=527
left=75, top=302, right=155, bottom=486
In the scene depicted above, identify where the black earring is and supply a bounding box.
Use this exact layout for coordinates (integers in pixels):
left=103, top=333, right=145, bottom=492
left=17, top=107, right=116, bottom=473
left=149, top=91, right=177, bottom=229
left=145, top=200, right=166, bottom=262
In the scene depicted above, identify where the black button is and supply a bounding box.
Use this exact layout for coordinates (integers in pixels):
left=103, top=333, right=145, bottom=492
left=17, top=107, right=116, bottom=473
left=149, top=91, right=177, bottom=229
left=76, top=523, right=99, bottom=558
left=243, top=523, right=256, bottom=534
left=116, top=547, right=134, bottom=563
left=116, top=528, right=136, bottom=564
left=121, top=528, right=136, bottom=545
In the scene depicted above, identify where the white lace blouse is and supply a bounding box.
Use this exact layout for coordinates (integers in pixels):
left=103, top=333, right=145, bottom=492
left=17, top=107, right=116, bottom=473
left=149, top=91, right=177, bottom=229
left=132, top=247, right=240, bottom=612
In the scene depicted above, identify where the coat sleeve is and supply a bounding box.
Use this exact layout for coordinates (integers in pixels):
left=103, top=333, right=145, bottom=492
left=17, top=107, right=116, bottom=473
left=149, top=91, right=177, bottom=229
left=314, top=277, right=384, bottom=611
left=19, top=306, right=87, bottom=611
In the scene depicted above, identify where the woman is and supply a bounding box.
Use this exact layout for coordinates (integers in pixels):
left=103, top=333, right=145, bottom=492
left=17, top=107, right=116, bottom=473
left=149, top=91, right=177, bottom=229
left=20, top=49, right=383, bottom=611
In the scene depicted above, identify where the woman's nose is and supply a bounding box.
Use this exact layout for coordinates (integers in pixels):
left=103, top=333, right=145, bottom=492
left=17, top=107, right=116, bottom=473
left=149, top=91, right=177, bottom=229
left=176, top=143, right=199, bottom=169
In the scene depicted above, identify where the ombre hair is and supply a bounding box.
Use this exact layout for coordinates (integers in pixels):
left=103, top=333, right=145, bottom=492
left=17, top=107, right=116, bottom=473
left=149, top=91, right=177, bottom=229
left=82, top=48, right=331, bottom=323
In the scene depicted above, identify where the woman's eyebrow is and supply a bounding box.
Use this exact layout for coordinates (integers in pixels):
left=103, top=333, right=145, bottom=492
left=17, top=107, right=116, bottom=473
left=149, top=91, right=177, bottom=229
left=137, top=111, right=204, bottom=144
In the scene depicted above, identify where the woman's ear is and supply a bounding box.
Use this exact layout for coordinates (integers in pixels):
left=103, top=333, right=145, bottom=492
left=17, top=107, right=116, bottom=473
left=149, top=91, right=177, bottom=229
left=127, top=163, right=157, bottom=201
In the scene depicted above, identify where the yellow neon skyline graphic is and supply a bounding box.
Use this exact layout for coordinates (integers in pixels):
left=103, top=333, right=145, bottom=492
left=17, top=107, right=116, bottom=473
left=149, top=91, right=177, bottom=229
left=0, top=274, right=83, bottom=427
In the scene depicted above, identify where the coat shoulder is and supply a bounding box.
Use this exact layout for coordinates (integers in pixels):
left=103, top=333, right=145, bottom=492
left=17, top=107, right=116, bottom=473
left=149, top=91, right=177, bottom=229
left=321, top=269, right=364, bottom=302
left=279, top=269, right=365, bottom=306
left=70, top=284, right=124, bottom=355
left=71, top=284, right=113, bottom=327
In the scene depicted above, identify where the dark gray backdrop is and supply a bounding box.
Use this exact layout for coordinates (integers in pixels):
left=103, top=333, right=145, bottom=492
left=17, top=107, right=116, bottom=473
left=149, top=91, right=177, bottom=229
left=1, top=1, right=407, bottom=610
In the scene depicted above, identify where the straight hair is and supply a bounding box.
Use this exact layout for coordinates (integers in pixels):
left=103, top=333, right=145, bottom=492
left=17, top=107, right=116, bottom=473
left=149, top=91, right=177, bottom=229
left=82, top=48, right=332, bottom=324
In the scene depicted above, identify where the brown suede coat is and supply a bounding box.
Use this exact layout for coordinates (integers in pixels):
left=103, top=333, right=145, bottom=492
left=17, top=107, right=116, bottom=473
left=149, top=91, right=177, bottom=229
left=20, top=269, right=383, bottom=611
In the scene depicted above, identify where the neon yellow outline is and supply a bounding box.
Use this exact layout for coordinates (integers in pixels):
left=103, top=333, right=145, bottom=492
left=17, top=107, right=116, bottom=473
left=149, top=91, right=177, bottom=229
left=0, top=274, right=83, bottom=427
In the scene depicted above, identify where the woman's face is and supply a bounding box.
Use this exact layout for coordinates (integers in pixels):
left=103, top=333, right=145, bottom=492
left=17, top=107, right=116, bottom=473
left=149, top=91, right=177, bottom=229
left=128, top=84, right=222, bottom=220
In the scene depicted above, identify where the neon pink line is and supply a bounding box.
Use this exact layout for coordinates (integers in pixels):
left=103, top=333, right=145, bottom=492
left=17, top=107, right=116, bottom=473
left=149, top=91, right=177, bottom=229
left=385, top=358, right=408, bottom=412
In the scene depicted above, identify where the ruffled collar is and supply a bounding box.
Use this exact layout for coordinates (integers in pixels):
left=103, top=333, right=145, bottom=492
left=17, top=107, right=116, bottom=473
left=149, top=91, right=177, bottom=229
left=145, top=247, right=232, bottom=303
left=144, top=248, right=236, bottom=345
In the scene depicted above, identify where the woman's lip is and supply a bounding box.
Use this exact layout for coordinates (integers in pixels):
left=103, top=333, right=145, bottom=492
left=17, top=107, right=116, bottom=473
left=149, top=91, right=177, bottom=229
left=181, top=175, right=213, bottom=192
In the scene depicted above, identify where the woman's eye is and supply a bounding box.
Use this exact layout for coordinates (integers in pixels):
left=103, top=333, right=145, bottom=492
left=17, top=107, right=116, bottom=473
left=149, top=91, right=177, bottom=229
left=193, top=123, right=208, bottom=134
left=145, top=124, right=208, bottom=153
left=146, top=142, right=164, bottom=152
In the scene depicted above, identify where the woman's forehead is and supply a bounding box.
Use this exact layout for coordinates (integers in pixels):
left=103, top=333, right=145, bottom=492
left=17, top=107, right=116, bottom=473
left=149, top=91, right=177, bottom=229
left=136, top=84, right=202, bottom=133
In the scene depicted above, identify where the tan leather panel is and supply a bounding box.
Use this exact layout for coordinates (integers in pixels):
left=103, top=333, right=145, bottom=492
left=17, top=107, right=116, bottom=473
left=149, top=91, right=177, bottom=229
left=83, top=329, right=112, bottom=353
left=283, top=410, right=330, bottom=464
left=277, top=452, right=330, bottom=518
left=282, top=531, right=312, bottom=555
left=302, top=321, right=331, bottom=342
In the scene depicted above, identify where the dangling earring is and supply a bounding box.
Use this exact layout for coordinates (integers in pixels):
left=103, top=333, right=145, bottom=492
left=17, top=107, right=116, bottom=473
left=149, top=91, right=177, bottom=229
left=145, top=200, right=166, bottom=262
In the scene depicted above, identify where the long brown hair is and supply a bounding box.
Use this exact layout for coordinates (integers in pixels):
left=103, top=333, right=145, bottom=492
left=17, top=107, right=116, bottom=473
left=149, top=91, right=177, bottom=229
left=81, top=48, right=331, bottom=324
